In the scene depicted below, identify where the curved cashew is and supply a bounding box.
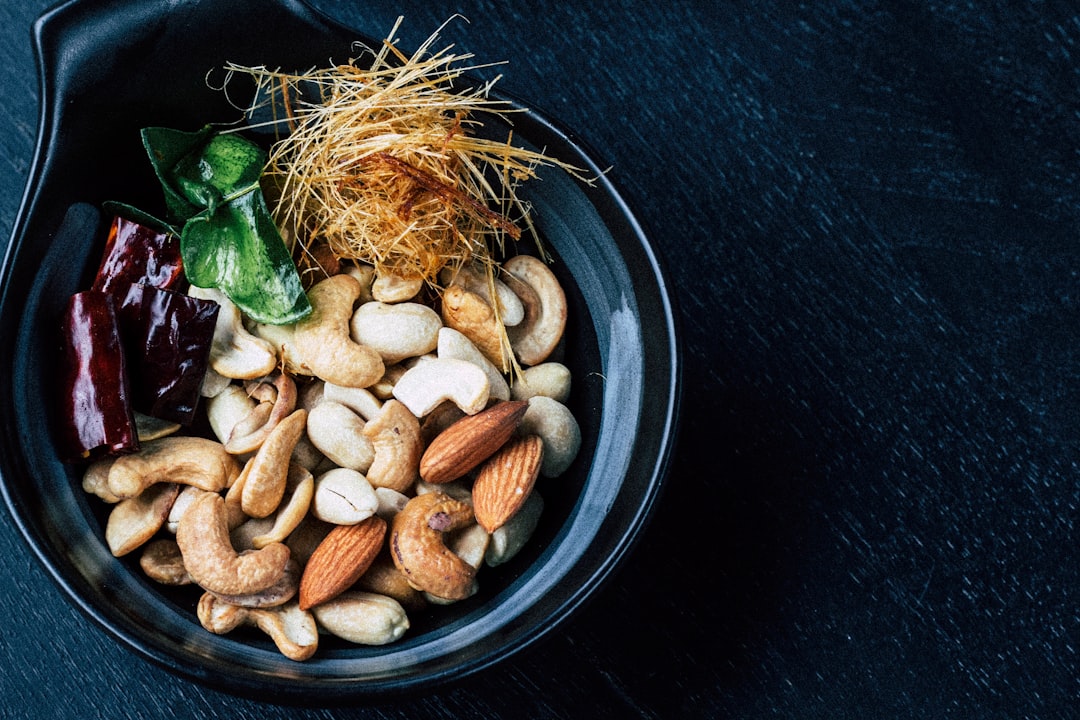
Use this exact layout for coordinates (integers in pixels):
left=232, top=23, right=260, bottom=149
left=249, top=465, right=314, bottom=548
left=107, top=436, right=241, bottom=501
left=510, top=362, right=572, bottom=404
left=205, top=384, right=257, bottom=447
left=240, top=408, right=308, bottom=518
left=224, top=374, right=298, bottom=455
left=519, top=396, right=582, bottom=478
left=362, top=399, right=422, bottom=493
left=503, top=255, right=568, bottom=367
left=139, top=538, right=193, bottom=585
left=437, top=327, right=510, bottom=402
left=251, top=321, right=307, bottom=375
left=189, top=286, right=278, bottom=380
left=312, top=591, right=410, bottom=645
left=291, top=274, right=384, bottom=388
left=423, top=522, right=489, bottom=605
left=389, top=492, right=477, bottom=601
left=441, top=263, right=525, bottom=326
left=209, top=558, right=302, bottom=608
left=197, top=593, right=318, bottom=662
left=200, top=367, right=233, bottom=399
left=105, top=482, right=180, bottom=557
left=342, top=264, right=376, bottom=304
left=391, top=357, right=490, bottom=417
left=323, top=382, right=383, bottom=421
left=440, top=284, right=509, bottom=372
left=350, top=301, right=442, bottom=365
left=176, top=492, right=291, bottom=596
left=83, top=457, right=120, bottom=503
left=306, top=401, right=375, bottom=472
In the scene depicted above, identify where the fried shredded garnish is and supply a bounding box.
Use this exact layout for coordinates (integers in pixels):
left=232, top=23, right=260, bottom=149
left=221, top=17, right=588, bottom=287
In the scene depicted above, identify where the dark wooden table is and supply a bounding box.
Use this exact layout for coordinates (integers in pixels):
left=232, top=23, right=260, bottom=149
left=3, top=1, right=1079, bottom=717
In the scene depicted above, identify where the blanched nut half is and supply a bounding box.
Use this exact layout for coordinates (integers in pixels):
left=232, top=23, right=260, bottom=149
left=291, top=274, right=384, bottom=389
left=503, top=255, right=568, bottom=367
left=105, top=482, right=180, bottom=557
left=189, top=285, right=278, bottom=380
left=312, top=591, right=410, bottom=645
left=440, top=284, right=510, bottom=372
left=389, top=492, right=478, bottom=601
left=197, top=593, right=318, bottom=662
left=350, top=301, right=442, bottom=365
left=240, top=408, right=308, bottom=519
left=106, top=436, right=241, bottom=501
left=176, top=492, right=291, bottom=596
left=362, top=399, right=423, bottom=493
left=391, top=357, right=490, bottom=417
left=520, top=396, right=583, bottom=478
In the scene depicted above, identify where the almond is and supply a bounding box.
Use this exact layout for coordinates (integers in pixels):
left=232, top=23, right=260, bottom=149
left=298, top=514, right=387, bottom=610
left=419, top=400, right=528, bottom=484
left=472, top=434, right=544, bottom=533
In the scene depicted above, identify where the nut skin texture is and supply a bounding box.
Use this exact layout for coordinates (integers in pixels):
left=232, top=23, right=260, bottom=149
left=298, top=514, right=387, bottom=610
left=107, top=436, right=241, bottom=501
left=389, top=492, right=477, bottom=601
left=419, top=400, right=529, bottom=484
left=176, top=491, right=291, bottom=596
left=292, top=274, right=385, bottom=388
left=472, top=434, right=544, bottom=533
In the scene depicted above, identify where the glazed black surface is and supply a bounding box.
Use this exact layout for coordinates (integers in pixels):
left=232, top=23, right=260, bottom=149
left=2, top=0, right=1079, bottom=718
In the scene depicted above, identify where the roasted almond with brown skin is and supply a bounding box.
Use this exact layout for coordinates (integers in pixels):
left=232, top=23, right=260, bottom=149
left=472, top=435, right=544, bottom=533
left=419, top=400, right=528, bottom=484
left=298, top=514, right=387, bottom=610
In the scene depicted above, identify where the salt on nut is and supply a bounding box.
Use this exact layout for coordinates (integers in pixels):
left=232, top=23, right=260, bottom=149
left=306, top=400, right=375, bottom=473
left=437, top=327, right=510, bottom=402
left=311, top=591, right=410, bottom=645
left=391, top=357, right=490, bottom=417
left=349, top=301, right=442, bottom=365
left=311, top=467, right=379, bottom=525
left=509, top=362, right=572, bottom=404
left=519, top=396, right=582, bottom=478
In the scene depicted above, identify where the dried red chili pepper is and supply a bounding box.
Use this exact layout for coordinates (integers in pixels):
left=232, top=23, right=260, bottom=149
left=58, top=291, right=139, bottom=462
left=91, top=215, right=184, bottom=296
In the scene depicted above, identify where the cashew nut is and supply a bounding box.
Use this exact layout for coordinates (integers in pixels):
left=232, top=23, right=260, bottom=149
left=83, top=456, right=120, bottom=503
left=176, top=492, right=291, bottom=596
left=105, top=482, right=180, bottom=557
left=205, top=384, right=257, bottom=447
left=291, top=274, right=384, bottom=388
left=349, top=301, right=442, bottom=365
left=311, top=468, right=378, bottom=525
left=224, top=374, right=298, bottom=455
left=391, top=357, right=490, bottom=417
left=197, top=593, right=318, bottom=662
left=510, top=362, right=572, bottom=404
left=241, top=409, right=308, bottom=518
left=189, top=286, right=278, bottom=380
left=306, top=401, right=375, bottom=472
left=166, top=485, right=209, bottom=534
left=503, top=255, right=567, bottom=367
left=139, top=538, right=193, bottom=585
left=423, top=522, right=488, bottom=605
left=440, top=284, right=510, bottom=372
left=248, top=464, right=314, bottom=549
left=210, top=558, right=302, bottom=609
left=251, top=321, right=306, bottom=375
left=107, top=436, right=241, bottom=501
left=441, top=262, right=525, bottom=326
left=311, top=591, right=410, bottom=645
left=389, top=492, right=477, bottom=601
left=354, top=552, right=426, bottom=611
left=323, top=382, right=383, bottom=421
left=342, top=263, right=376, bottom=304
left=437, top=327, right=510, bottom=402
left=371, top=270, right=423, bottom=303
left=362, top=399, right=422, bottom=493
left=519, top=396, right=582, bottom=478
left=486, top=490, right=544, bottom=567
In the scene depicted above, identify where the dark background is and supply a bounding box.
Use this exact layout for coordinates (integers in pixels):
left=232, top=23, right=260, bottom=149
left=2, top=1, right=1079, bottom=717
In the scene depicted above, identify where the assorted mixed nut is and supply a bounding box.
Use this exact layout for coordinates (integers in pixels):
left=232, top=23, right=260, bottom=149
left=73, top=222, right=582, bottom=661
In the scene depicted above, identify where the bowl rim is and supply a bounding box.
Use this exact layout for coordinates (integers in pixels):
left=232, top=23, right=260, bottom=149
left=0, top=0, right=682, bottom=700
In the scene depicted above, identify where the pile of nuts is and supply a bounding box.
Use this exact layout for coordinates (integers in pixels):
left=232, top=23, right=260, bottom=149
left=81, top=255, right=582, bottom=660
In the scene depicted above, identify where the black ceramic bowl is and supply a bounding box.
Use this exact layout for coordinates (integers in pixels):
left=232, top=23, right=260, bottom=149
left=0, top=0, right=680, bottom=701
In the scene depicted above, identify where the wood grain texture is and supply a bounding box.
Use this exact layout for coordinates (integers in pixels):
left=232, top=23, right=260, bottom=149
left=2, top=1, right=1079, bottom=718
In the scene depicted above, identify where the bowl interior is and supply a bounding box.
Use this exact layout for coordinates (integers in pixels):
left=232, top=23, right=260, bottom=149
left=0, top=0, right=679, bottom=699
